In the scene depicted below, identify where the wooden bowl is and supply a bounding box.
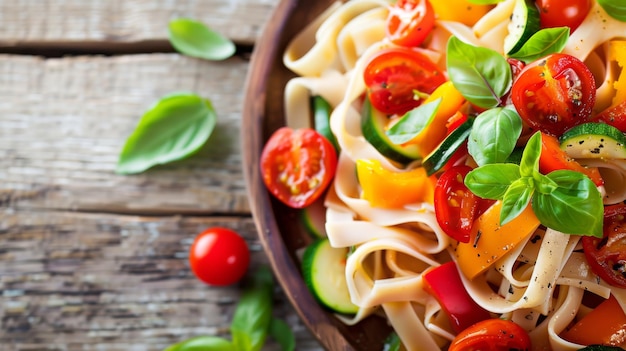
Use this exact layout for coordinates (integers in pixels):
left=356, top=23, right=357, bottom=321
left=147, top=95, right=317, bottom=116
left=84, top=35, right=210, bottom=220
left=241, top=0, right=392, bottom=349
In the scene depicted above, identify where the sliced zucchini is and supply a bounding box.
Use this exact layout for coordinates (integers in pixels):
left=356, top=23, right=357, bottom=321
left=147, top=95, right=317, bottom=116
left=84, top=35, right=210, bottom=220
left=422, top=118, right=474, bottom=175
left=559, top=122, right=626, bottom=159
left=503, top=0, right=541, bottom=55
left=311, top=95, right=339, bottom=152
left=299, top=197, right=327, bottom=238
left=301, top=238, right=358, bottom=314
left=361, top=97, right=422, bottom=165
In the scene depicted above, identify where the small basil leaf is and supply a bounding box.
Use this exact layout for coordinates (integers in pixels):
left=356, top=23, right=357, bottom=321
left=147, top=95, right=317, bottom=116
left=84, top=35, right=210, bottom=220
left=508, top=27, right=570, bottom=63
left=500, top=179, right=533, bottom=225
left=468, top=107, right=522, bottom=166
left=597, top=0, right=626, bottom=22
left=164, top=336, right=235, bottom=351
left=231, top=266, right=274, bottom=351
left=168, top=18, right=236, bottom=60
left=465, top=164, right=521, bottom=200
left=532, top=170, right=603, bottom=237
left=386, top=98, right=441, bottom=144
left=268, top=318, right=295, bottom=351
left=447, top=36, right=512, bottom=108
left=383, top=332, right=402, bottom=351
left=116, top=93, right=217, bottom=174
left=519, top=132, right=542, bottom=178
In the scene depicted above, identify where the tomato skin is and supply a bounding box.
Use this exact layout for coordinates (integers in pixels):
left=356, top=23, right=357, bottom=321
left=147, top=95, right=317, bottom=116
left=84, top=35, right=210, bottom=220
left=538, top=132, right=604, bottom=186
left=260, top=127, right=337, bottom=209
left=386, top=0, right=435, bottom=47
left=536, top=0, right=592, bottom=32
left=511, top=53, right=596, bottom=136
left=189, top=227, right=250, bottom=286
left=363, top=47, right=445, bottom=116
left=449, top=319, right=531, bottom=351
left=582, top=204, right=626, bottom=288
left=592, top=100, right=626, bottom=132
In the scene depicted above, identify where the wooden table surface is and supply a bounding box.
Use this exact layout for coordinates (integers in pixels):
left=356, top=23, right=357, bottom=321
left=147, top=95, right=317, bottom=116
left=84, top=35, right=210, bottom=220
left=0, top=1, right=324, bottom=350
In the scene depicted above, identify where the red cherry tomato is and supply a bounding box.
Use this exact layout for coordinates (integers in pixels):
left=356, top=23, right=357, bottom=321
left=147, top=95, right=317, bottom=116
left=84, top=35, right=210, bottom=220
left=582, top=204, right=626, bottom=289
left=538, top=132, right=604, bottom=186
left=260, top=127, right=337, bottom=208
left=448, top=319, right=532, bottom=351
left=363, top=47, right=446, bottom=116
left=434, top=165, right=494, bottom=243
left=386, top=0, right=436, bottom=47
left=511, top=53, right=596, bottom=136
left=536, top=0, right=592, bottom=32
left=189, top=227, right=250, bottom=286
left=593, top=100, right=626, bottom=132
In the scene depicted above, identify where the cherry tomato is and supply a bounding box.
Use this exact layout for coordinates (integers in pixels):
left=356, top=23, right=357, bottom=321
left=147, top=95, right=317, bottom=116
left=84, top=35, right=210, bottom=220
left=434, top=165, right=494, bottom=243
left=536, top=0, right=592, bottom=32
left=363, top=47, right=445, bottom=116
left=538, top=132, right=604, bottom=186
left=386, top=0, right=436, bottom=47
left=260, top=127, right=337, bottom=208
left=593, top=100, right=626, bottom=132
left=189, top=227, right=250, bottom=286
left=449, top=319, right=531, bottom=351
left=511, top=53, right=596, bottom=136
left=582, top=204, right=626, bottom=289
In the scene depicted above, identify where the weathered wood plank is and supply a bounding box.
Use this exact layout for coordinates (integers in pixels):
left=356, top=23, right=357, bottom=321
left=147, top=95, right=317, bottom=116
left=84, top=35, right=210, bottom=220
left=0, top=54, right=253, bottom=215
left=0, top=0, right=279, bottom=47
left=0, top=209, right=322, bottom=350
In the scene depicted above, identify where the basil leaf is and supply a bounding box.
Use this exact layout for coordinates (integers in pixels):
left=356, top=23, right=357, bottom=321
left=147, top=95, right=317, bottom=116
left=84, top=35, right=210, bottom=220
left=116, top=93, right=217, bottom=174
left=447, top=36, right=512, bottom=108
left=468, top=107, right=522, bottom=166
left=268, top=318, right=295, bottom=351
left=465, top=164, right=521, bottom=199
left=168, top=18, right=236, bottom=60
left=597, top=0, right=626, bottom=22
left=532, top=170, right=603, bottom=237
left=386, top=98, right=441, bottom=144
left=231, top=266, right=274, bottom=351
left=519, top=132, right=542, bottom=178
left=508, top=27, right=570, bottom=63
left=500, top=179, right=533, bottom=225
left=164, top=336, right=235, bottom=351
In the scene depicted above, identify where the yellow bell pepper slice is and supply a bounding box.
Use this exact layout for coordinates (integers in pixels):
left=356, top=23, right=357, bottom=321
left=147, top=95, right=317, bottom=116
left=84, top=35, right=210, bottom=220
left=430, top=0, right=493, bottom=27
left=405, top=81, right=466, bottom=155
left=455, top=201, right=540, bottom=280
left=610, top=40, right=626, bottom=107
left=356, top=159, right=435, bottom=208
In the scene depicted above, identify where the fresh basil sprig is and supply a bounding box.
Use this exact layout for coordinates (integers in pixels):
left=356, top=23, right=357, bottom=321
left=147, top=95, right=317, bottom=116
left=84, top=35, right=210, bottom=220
left=386, top=98, right=442, bottom=144
left=597, top=0, right=626, bottom=22
left=468, top=107, right=523, bottom=166
left=446, top=36, right=512, bottom=108
left=508, top=27, right=570, bottom=63
left=168, top=18, right=236, bottom=61
left=465, top=132, right=604, bottom=237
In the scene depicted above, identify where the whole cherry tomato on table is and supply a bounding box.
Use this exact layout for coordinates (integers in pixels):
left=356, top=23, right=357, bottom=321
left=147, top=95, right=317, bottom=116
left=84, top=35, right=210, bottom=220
left=189, top=227, right=250, bottom=286
left=511, top=53, right=596, bottom=136
left=536, top=0, right=592, bottom=32
left=582, top=203, right=626, bottom=288
left=260, top=127, right=337, bottom=208
left=386, top=0, right=435, bottom=47
left=448, top=319, right=531, bottom=351
left=363, top=47, right=446, bottom=116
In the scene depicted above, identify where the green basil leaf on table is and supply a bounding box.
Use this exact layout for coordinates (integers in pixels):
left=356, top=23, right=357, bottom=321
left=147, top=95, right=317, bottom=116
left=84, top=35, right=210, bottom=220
left=519, top=132, right=542, bottom=178
left=508, top=27, right=570, bottom=63
left=163, top=336, right=236, bottom=351
left=231, top=266, right=274, bottom=351
left=468, top=107, right=522, bottom=166
left=500, top=179, right=533, bottom=225
left=116, top=93, right=216, bottom=174
left=597, top=0, right=626, bottom=22
left=168, top=18, right=236, bottom=60
left=268, top=318, right=296, bottom=351
left=386, top=98, right=442, bottom=144
left=446, top=36, right=512, bottom=108
left=465, top=163, right=521, bottom=200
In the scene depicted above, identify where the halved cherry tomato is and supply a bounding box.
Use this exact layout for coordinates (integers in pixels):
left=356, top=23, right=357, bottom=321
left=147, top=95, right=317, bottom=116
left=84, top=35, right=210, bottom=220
left=260, top=127, right=337, bottom=208
left=386, top=0, right=435, bottom=47
left=582, top=203, right=626, bottom=288
left=189, top=227, right=250, bottom=286
left=538, top=132, right=604, bottom=186
left=363, top=47, right=445, bottom=116
left=448, top=319, right=531, bottom=351
left=434, top=165, right=494, bottom=243
left=593, top=100, right=626, bottom=132
left=536, top=0, right=592, bottom=32
left=511, top=53, right=596, bottom=136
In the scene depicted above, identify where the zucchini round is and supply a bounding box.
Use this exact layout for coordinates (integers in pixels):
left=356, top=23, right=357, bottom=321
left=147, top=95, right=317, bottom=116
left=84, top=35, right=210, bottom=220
left=559, top=122, right=626, bottom=159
